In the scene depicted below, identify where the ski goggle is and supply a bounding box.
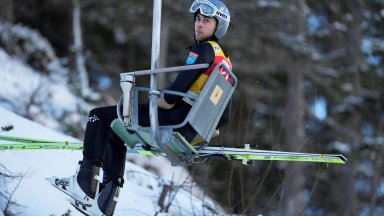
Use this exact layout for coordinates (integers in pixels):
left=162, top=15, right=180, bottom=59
left=189, top=0, right=230, bottom=22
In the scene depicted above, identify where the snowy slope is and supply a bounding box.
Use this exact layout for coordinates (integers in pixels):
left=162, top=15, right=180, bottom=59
left=0, top=43, right=86, bottom=132
left=0, top=107, right=225, bottom=215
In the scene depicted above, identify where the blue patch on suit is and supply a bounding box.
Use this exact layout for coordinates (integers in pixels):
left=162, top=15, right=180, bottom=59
left=185, top=52, right=198, bottom=65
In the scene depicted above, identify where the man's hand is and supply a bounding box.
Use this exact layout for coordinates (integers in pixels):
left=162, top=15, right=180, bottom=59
left=158, top=95, right=175, bottom=109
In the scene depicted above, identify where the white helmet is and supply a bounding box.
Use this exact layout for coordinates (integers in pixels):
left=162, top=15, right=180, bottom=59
left=189, top=0, right=231, bottom=38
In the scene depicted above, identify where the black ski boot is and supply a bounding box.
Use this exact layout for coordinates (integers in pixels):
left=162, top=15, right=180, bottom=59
left=47, top=159, right=101, bottom=205
left=96, top=179, right=122, bottom=215
left=76, top=159, right=101, bottom=199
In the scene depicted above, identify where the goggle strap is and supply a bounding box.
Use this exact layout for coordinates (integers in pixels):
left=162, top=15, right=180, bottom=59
left=190, top=1, right=230, bottom=22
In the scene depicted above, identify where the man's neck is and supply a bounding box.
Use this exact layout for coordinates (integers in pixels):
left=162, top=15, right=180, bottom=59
left=195, top=37, right=218, bottom=44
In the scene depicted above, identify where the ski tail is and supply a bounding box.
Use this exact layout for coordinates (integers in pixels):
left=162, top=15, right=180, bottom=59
left=0, top=135, right=83, bottom=150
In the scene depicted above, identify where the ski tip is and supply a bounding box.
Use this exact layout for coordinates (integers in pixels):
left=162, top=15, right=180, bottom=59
left=45, top=176, right=57, bottom=183
left=45, top=176, right=53, bottom=183
left=45, top=176, right=62, bottom=187
left=338, top=155, right=348, bottom=163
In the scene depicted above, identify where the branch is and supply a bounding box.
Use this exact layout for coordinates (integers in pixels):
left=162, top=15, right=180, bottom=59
left=1, top=168, right=28, bottom=214
left=1, top=125, right=14, bottom=132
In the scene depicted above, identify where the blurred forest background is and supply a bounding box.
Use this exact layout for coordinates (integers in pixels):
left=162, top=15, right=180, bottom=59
left=0, top=0, right=383, bottom=215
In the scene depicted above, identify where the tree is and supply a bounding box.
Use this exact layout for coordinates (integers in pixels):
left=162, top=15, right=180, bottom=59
left=71, top=0, right=100, bottom=100
left=0, top=0, right=13, bottom=22
left=280, top=0, right=306, bottom=215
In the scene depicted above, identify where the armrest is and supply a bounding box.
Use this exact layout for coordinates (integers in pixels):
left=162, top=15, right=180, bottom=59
left=133, top=87, right=198, bottom=100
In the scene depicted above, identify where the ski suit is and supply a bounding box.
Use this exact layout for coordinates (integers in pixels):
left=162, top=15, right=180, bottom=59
left=82, top=40, right=233, bottom=184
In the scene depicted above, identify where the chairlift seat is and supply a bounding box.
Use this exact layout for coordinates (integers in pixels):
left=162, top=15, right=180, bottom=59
left=112, top=63, right=237, bottom=165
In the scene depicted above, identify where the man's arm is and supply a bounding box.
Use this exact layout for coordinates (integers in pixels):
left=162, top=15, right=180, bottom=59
left=163, top=43, right=214, bottom=105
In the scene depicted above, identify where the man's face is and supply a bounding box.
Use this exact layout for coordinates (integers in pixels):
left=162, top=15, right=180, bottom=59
left=194, top=13, right=217, bottom=42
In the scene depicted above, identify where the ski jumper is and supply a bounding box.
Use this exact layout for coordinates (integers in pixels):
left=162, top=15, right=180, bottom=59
left=82, top=40, right=232, bottom=184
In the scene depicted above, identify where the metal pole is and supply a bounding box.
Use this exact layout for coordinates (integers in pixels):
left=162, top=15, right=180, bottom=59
left=149, top=0, right=161, bottom=145
left=149, top=0, right=182, bottom=164
left=151, top=0, right=161, bottom=71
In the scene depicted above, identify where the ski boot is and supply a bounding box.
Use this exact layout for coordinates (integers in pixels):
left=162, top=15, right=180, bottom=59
left=47, top=159, right=101, bottom=205
left=68, top=179, right=122, bottom=216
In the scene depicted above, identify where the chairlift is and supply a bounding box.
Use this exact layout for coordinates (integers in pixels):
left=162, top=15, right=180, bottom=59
left=110, top=0, right=347, bottom=166
left=112, top=62, right=237, bottom=166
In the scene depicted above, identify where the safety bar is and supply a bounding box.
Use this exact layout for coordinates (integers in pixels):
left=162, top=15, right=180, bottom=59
left=120, top=63, right=209, bottom=80
left=132, top=87, right=199, bottom=100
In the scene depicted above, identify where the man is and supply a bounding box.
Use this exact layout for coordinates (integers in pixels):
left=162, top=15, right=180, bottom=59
left=48, top=0, right=232, bottom=215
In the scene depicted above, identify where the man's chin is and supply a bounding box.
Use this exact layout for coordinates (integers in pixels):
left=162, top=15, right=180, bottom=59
left=196, top=36, right=206, bottom=41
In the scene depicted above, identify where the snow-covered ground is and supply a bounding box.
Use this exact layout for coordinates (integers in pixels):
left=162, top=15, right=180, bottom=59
left=0, top=107, right=225, bottom=215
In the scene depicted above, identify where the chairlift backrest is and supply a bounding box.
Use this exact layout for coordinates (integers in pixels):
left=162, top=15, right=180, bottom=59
left=186, top=63, right=236, bottom=143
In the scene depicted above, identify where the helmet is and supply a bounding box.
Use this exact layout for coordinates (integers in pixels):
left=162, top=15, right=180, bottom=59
left=189, top=0, right=231, bottom=38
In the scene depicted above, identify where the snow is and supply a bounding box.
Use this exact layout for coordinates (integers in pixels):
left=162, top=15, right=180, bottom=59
left=0, top=107, right=224, bottom=215
left=0, top=22, right=91, bottom=133
left=0, top=22, right=55, bottom=61
left=310, top=97, right=327, bottom=121
left=0, top=47, right=82, bottom=131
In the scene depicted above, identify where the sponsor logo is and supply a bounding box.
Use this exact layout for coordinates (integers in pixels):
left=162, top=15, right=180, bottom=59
left=216, top=11, right=228, bottom=20
left=55, top=179, right=70, bottom=186
left=210, top=85, right=223, bottom=105
left=88, top=114, right=99, bottom=123
left=219, top=60, right=231, bottom=82
left=74, top=199, right=92, bottom=208
left=213, top=45, right=221, bottom=53
left=185, top=52, right=198, bottom=65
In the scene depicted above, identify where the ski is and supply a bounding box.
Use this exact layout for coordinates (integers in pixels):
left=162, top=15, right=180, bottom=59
left=0, top=143, right=83, bottom=150
left=0, top=135, right=346, bottom=164
left=128, top=145, right=347, bottom=164
left=0, top=135, right=83, bottom=150
left=198, top=145, right=347, bottom=164
left=0, top=135, right=80, bottom=144
left=45, top=176, right=95, bottom=206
